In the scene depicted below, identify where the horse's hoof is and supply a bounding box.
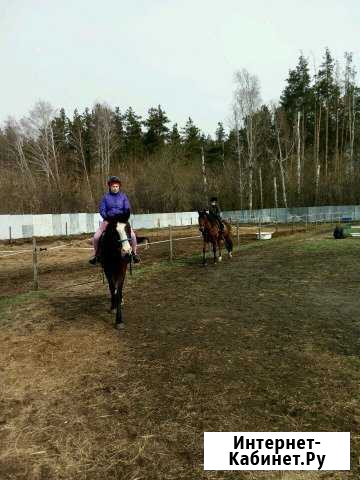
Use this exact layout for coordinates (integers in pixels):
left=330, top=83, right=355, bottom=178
left=229, top=252, right=233, bottom=258
left=218, top=256, right=222, bottom=262
left=115, top=322, right=125, bottom=330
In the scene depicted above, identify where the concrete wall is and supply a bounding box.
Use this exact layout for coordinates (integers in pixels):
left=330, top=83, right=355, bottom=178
left=1, top=206, right=358, bottom=240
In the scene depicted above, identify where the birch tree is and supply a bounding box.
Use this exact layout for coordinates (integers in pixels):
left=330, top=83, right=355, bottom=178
left=69, top=110, right=95, bottom=208
left=231, top=105, right=244, bottom=209
left=20, top=101, right=61, bottom=189
left=233, top=68, right=261, bottom=211
left=93, top=103, right=118, bottom=184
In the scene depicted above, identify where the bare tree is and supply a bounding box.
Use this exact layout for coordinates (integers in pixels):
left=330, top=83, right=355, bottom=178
left=4, top=118, right=36, bottom=187
left=69, top=114, right=95, bottom=209
left=230, top=105, right=244, bottom=209
left=269, top=104, right=295, bottom=209
left=20, top=101, right=60, bottom=188
left=296, top=111, right=301, bottom=198
left=233, top=68, right=261, bottom=211
left=93, top=103, right=118, bottom=185
left=201, top=144, right=208, bottom=201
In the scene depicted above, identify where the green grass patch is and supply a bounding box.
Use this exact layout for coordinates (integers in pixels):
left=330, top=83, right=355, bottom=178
left=295, top=237, right=360, bottom=253
left=0, top=290, right=48, bottom=324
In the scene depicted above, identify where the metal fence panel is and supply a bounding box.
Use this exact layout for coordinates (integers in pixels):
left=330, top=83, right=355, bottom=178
left=1, top=206, right=360, bottom=240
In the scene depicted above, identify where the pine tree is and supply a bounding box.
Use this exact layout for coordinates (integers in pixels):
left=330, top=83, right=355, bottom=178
left=181, top=117, right=201, bottom=159
left=123, top=107, right=143, bottom=159
left=113, top=107, right=126, bottom=163
left=51, top=108, right=70, bottom=153
left=169, top=123, right=181, bottom=146
left=143, top=105, right=170, bottom=154
left=281, top=54, right=312, bottom=117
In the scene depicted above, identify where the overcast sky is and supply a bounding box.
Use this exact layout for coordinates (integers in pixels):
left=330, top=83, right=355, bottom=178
left=1, top=0, right=359, bottom=136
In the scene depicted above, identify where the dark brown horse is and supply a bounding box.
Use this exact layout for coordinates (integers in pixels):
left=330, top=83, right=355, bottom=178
left=99, top=215, right=132, bottom=329
left=198, top=210, right=233, bottom=265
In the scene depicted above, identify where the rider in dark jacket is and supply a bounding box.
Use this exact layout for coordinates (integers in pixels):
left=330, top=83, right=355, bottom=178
left=208, top=197, right=224, bottom=231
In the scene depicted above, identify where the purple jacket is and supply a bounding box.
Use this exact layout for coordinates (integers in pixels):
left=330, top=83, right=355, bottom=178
left=99, top=191, right=131, bottom=220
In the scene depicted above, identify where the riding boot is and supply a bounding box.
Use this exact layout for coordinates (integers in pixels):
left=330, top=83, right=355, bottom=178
left=132, top=253, right=141, bottom=263
left=89, top=256, right=97, bottom=265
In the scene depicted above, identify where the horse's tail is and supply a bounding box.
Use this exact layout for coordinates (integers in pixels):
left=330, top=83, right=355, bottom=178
left=221, top=220, right=233, bottom=252
left=223, top=220, right=232, bottom=234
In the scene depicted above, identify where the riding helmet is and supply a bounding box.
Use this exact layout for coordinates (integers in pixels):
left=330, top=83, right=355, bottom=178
left=107, top=175, right=121, bottom=186
left=210, top=196, right=218, bottom=202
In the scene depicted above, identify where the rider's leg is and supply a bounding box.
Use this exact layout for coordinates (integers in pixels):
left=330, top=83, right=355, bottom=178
left=90, top=220, right=108, bottom=264
left=130, top=227, right=141, bottom=263
left=216, top=215, right=224, bottom=231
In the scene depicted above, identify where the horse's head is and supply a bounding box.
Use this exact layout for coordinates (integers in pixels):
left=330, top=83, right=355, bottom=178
left=198, top=210, right=209, bottom=234
left=106, top=216, right=132, bottom=257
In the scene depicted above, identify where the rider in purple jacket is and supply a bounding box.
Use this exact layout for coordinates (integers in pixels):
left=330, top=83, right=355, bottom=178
left=99, top=190, right=131, bottom=220
left=89, top=176, right=140, bottom=264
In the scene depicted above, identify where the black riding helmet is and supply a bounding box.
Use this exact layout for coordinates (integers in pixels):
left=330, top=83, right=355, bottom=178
left=210, top=196, right=218, bottom=203
left=107, top=175, right=121, bottom=186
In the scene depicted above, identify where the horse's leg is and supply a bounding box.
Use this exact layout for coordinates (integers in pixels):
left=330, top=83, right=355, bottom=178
left=212, top=240, right=217, bottom=263
left=202, top=239, right=207, bottom=266
left=226, top=233, right=233, bottom=258
left=224, top=227, right=233, bottom=258
left=217, top=234, right=222, bottom=262
left=104, top=269, right=116, bottom=312
left=115, top=286, right=123, bottom=326
left=115, top=263, right=127, bottom=329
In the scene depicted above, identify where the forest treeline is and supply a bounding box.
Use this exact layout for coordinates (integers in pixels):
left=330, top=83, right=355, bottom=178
left=0, top=48, right=359, bottom=214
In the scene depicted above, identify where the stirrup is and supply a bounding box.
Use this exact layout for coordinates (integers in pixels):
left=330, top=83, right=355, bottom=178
left=89, top=255, right=100, bottom=265
left=132, top=253, right=141, bottom=264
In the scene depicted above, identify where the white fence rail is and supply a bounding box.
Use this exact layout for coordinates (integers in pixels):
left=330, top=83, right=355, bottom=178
left=1, top=205, right=359, bottom=241
left=0, top=212, right=199, bottom=241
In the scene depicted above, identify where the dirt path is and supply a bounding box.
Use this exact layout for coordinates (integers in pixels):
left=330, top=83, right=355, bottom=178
left=1, top=231, right=359, bottom=479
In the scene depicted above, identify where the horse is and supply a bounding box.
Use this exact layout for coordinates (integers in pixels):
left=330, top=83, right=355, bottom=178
left=198, top=210, right=233, bottom=265
left=99, top=215, right=132, bottom=329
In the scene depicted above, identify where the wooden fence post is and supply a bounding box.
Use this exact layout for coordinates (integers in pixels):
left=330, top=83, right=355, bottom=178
left=32, top=237, right=39, bottom=290
left=9, top=226, right=12, bottom=244
left=258, top=217, right=262, bottom=240
left=169, top=225, right=173, bottom=262
left=237, top=222, right=240, bottom=249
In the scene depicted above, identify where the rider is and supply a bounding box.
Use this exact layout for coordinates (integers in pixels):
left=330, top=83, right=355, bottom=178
left=208, top=196, right=224, bottom=231
left=89, top=176, right=140, bottom=264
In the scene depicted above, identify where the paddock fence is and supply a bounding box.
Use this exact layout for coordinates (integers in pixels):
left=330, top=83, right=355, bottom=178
left=1, top=205, right=358, bottom=292
left=1, top=205, right=360, bottom=241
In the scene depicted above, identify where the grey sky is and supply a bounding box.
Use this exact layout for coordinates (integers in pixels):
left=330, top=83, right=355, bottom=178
left=1, top=0, right=359, bottom=136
